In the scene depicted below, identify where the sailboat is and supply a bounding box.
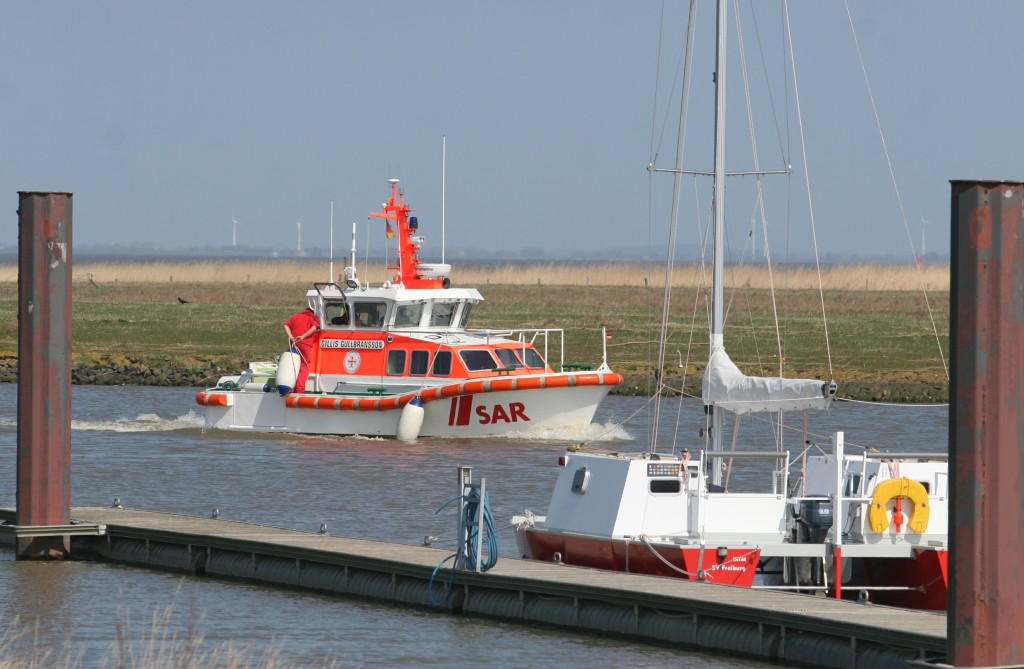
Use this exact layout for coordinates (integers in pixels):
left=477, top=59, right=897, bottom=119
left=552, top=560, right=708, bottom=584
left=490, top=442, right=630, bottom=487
left=512, top=1, right=949, bottom=610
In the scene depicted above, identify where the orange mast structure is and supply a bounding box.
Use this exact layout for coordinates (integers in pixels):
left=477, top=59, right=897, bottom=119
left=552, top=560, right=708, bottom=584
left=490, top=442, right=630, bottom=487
left=369, top=178, right=443, bottom=289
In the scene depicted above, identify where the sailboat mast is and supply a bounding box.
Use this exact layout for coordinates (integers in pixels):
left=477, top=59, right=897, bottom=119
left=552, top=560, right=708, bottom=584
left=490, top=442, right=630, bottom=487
left=710, top=0, right=728, bottom=459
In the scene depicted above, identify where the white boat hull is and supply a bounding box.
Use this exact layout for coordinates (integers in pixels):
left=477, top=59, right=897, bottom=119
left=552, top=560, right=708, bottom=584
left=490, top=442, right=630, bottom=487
left=196, top=376, right=618, bottom=438
left=512, top=448, right=950, bottom=609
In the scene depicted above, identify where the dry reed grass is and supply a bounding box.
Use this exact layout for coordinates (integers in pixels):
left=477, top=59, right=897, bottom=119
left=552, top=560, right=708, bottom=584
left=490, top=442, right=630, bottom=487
left=0, top=260, right=950, bottom=291
left=0, top=590, right=342, bottom=669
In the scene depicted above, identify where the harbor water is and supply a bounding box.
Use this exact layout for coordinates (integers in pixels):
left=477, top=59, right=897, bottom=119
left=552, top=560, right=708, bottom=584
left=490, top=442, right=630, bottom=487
left=0, top=384, right=947, bottom=667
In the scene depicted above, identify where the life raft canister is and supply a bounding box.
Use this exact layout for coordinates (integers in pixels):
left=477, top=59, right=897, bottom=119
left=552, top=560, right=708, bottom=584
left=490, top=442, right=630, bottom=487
left=868, top=477, right=930, bottom=534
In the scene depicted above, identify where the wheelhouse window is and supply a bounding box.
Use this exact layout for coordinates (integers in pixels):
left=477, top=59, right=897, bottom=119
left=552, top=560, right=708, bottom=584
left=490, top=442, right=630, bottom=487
left=394, top=303, right=423, bottom=328
left=430, top=302, right=458, bottom=327
left=432, top=350, right=452, bottom=376
left=458, top=303, right=474, bottom=328
left=353, top=302, right=387, bottom=328
left=521, top=347, right=546, bottom=368
left=324, top=301, right=351, bottom=327
left=494, top=349, right=524, bottom=369
left=386, top=350, right=407, bottom=375
left=460, top=349, right=498, bottom=372
left=410, top=350, right=430, bottom=376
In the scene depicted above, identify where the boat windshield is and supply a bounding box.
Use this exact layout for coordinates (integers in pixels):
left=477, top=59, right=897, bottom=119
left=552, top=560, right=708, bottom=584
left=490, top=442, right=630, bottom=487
left=460, top=349, right=498, bottom=371
left=494, top=349, right=524, bottom=369
left=429, top=302, right=458, bottom=327
left=521, top=347, right=546, bottom=369
left=394, top=303, right=423, bottom=328
left=458, top=303, right=473, bottom=328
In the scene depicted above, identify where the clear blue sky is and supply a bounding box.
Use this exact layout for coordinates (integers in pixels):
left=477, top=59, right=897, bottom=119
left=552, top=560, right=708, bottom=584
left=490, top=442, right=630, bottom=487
left=2, top=2, right=1019, bottom=261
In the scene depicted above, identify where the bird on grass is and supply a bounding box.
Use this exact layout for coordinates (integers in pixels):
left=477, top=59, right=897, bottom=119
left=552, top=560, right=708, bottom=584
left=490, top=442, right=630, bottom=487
left=177, top=297, right=189, bottom=304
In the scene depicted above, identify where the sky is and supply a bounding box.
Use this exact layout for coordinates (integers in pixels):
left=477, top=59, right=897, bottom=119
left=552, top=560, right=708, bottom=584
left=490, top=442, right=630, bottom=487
left=2, top=2, right=1020, bottom=262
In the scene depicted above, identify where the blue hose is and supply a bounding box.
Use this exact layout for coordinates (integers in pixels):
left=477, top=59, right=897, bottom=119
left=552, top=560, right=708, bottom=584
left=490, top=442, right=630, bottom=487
left=429, top=488, right=499, bottom=606
left=461, top=488, right=498, bottom=572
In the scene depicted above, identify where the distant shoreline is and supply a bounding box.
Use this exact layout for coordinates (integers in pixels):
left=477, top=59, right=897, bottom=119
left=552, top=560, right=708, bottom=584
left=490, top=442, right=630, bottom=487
left=0, top=259, right=950, bottom=291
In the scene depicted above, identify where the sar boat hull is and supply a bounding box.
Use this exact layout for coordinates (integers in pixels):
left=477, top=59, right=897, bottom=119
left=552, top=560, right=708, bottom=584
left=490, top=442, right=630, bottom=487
left=197, top=373, right=621, bottom=438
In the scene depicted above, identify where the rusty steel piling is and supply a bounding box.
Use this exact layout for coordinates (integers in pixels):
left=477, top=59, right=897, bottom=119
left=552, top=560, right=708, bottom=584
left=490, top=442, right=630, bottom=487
left=949, top=180, right=1024, bottom=667
left=15, top=192, right=73, bottom=559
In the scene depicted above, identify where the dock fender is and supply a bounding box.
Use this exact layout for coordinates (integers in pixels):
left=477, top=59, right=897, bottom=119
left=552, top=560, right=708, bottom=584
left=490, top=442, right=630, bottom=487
left=396, top=396, right=425, bottom=441
left=276, top=350, right=301, bottom=396
left=868, top=477, right=930, bottom=534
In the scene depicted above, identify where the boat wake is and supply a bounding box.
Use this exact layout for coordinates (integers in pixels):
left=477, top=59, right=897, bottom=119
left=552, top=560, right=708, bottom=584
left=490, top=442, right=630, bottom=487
left=499, top=421, right=632, bottom=443
left=69, top=410, right=206, bottom=433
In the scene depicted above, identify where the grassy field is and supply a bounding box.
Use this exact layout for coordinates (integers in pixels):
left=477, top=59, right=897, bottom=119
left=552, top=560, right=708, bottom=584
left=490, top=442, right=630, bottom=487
left=0, top=260, right=950, bottom=399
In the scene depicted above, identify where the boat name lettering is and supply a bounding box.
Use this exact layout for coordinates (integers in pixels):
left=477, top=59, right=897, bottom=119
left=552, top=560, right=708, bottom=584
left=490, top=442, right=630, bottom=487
left=321, top=339, right=384, bottom=350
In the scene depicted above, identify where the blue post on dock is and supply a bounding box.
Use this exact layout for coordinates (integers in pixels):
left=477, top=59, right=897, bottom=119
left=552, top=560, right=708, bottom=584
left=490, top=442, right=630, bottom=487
left=15, top=192, right=73, bottom=559
left=949, top=180, right=1024, bottom=667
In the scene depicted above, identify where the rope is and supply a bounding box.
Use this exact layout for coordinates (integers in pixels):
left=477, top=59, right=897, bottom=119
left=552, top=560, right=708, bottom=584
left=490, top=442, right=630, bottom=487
left=650, top=0, right=701, bottom=453
left=841, top=1, right=948, bottom=381
left=782, top=0, right=834, bottom=382
left=636, top=535, right=700, bottom=578
left=636, top=535, right=760, bottom=583
left=837, top=397, right=949, bottom=409
left=732, top=1, right=788, bottom=380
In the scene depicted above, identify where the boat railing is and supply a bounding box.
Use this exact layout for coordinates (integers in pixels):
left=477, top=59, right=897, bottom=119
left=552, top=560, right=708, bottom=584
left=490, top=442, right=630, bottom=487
left=465, top=327, right=568, bottom=372
left=700, top=450, right=791, bottom=495
left=693, top=450, right=792, bottom=542
left=861, top=452, right=949, bottom=461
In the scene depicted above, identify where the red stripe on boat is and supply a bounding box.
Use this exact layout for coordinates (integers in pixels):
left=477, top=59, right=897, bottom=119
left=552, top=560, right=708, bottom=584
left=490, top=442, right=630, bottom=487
left=454, top=395, right=474, bottom=425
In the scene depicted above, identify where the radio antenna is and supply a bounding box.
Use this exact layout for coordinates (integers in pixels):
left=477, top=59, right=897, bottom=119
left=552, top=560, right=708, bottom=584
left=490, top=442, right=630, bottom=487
left=441, top=135, right=446, bottom=264
left=329, top=201, right=334, bottom=282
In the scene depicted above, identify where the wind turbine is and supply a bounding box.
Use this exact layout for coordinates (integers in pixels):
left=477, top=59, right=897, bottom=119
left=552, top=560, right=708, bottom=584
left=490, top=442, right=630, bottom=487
left=919, top=217, right=927, bottom=267
left=231, top=214, right=241, bottom=247
left=296, top=220, right=303, bottom=257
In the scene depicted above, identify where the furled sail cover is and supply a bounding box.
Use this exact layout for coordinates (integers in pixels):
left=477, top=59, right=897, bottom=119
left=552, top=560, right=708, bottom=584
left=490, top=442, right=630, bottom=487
left=702, top=348, right=836, bottom=415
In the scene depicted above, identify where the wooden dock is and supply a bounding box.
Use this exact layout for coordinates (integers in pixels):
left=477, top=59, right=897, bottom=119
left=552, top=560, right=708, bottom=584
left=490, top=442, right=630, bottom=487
left=1, top=507, right=948, bottom=668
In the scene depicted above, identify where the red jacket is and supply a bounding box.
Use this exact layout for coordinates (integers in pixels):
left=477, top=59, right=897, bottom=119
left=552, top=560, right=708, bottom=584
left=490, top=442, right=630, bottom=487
left=284, top=308, right=320, bottom=358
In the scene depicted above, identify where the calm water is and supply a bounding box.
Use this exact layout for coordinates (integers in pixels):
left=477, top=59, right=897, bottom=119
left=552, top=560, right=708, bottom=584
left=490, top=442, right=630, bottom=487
left=0, top=384, right=947, bottom=668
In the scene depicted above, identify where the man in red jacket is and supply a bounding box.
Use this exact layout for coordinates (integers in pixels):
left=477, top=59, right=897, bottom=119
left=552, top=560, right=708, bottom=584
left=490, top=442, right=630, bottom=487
left=283, top=306, right=320, bottom=393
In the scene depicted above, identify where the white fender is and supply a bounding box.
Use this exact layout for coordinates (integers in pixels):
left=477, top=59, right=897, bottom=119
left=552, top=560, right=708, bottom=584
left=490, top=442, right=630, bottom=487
left=396, top=397, right=425, bottom=441
left=276, top=350, right=301, bottom=395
